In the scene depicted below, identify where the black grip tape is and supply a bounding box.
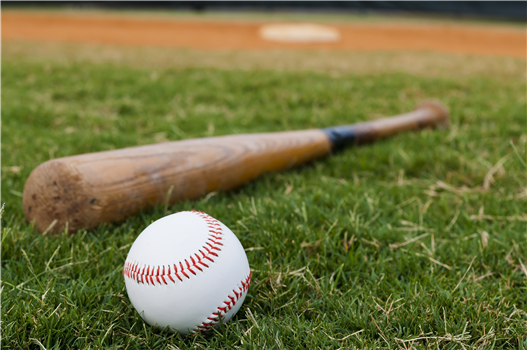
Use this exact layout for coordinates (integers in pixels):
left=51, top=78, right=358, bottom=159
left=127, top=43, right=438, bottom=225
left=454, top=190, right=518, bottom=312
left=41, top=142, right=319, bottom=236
left=322, top=126, right=356, bottom=150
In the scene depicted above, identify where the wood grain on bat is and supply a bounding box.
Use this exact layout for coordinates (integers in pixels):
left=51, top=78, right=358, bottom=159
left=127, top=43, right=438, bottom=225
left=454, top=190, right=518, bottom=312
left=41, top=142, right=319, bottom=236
left=23, top=130, right=331, bottom=233
left=23, top=100, right=449, bottom=234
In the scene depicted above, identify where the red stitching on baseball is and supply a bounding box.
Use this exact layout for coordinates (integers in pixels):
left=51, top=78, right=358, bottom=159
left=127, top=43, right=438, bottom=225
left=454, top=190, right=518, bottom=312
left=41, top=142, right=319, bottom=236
left=124, top=211, right=223, bottom=286
left=209, top=239, right=223, bottom=246
left=190, top=272, right=251, bottom=335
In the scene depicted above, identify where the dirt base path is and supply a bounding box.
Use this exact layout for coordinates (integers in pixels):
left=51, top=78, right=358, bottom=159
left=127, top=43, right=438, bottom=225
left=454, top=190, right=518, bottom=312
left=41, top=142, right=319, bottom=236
left=2, top=11, right=525, bottom=58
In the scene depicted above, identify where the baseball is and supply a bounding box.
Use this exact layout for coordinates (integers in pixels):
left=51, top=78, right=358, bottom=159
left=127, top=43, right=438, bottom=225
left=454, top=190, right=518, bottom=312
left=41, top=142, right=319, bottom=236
left=123, top=211, right=251, bottom=335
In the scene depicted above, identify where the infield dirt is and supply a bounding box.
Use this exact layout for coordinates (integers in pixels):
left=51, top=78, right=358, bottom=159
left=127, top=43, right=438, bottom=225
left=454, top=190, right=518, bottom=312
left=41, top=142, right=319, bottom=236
left=2, top=10, right=525, bottom=58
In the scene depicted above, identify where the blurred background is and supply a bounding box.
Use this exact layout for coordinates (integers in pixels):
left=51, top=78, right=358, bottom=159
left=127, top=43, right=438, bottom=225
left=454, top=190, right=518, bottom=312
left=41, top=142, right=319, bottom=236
left=4, top=1, right=527, bottom=21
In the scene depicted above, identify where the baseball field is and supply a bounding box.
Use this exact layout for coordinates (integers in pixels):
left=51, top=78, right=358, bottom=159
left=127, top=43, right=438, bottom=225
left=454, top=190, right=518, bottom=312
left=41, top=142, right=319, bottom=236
left=2, top=8, right=526, bottom=349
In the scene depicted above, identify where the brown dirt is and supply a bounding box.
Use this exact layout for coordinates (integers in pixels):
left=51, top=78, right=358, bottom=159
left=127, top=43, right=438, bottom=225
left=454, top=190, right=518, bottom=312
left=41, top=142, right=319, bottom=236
left=2, top=11, right=525, bottom=58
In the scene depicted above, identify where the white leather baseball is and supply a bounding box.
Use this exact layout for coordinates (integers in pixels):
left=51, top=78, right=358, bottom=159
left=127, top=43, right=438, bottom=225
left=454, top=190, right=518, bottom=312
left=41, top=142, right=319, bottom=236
left=123, top=211, right=251, bottom=335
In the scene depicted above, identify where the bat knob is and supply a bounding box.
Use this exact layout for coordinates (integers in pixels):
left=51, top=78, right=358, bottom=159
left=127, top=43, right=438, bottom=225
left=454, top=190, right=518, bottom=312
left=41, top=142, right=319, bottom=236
left=415, top=99, right=450, bottom=128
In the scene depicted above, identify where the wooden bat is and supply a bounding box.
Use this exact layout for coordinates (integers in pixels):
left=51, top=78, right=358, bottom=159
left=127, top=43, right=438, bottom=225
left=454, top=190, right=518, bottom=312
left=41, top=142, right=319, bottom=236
left=23, top=100, right=449, bottom=234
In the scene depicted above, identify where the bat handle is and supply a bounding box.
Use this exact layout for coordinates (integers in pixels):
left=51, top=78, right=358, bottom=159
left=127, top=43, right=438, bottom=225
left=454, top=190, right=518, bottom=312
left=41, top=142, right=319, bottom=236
left=323, top=99, right=449, bottom=149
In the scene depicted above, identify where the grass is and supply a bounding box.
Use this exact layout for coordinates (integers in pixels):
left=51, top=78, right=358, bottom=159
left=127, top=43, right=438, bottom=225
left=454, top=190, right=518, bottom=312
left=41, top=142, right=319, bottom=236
left=4, top=41, right=525, bottom=81
left=1, top=49, right=526, bottom=349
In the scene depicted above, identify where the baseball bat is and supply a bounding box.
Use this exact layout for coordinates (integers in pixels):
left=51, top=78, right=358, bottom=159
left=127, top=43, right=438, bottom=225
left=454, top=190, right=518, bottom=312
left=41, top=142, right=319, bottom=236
left=23, top=100, right=449, bottom=234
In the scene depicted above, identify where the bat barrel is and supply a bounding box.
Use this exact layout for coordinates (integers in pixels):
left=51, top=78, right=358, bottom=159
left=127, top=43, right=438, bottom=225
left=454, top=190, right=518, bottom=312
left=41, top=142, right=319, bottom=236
left=23, top=130, right=332, bottom=234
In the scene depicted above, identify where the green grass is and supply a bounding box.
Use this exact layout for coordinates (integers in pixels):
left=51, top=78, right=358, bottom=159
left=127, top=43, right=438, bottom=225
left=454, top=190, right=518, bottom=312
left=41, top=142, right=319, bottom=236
left=2, top=57, right=526, bottom=349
